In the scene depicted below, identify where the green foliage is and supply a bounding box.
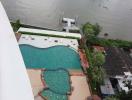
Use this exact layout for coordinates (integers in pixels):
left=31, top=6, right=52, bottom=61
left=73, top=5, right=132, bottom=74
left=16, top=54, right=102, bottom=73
left=87, top=66, right=106, bottom=93
left=11, top=20, right=21, bottom=32
left=82, top=21, right=132, bottom=95
left=82, top=22, right=102, bottom=37
left=84, top=45, right=106, bottom=93
left=87, top=51, right=106, bottom=84
left=86, top=36, right=132, bottom=48
left=91, top=66, right=105, bottom=84
left=82, top=22, right=95, bottom=36
left=84, top=45, right=93, bottom=67
left=93, top=23, right=102, bottom=36
left=104, top=96, right=119, bottom=100
left=93, top=52, right=105, bottom=66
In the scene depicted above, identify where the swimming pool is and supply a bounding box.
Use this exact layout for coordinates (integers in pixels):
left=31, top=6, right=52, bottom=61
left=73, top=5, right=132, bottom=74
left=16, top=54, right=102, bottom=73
left=19, top=44, right=81, bottom=70
left=41, top=69, right=70, bottom=100
left=41, top=89, right=68, bottom=100
left=43, top=69, right=71, bottom=94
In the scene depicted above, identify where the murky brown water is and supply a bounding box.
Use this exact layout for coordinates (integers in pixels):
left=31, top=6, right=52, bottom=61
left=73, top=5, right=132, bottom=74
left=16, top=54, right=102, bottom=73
left=1, top=0, right=132, bottom=41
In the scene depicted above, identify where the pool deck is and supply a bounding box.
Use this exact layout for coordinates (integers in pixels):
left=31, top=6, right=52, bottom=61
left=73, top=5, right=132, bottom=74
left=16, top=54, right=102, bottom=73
left=19, top=32, right=91, bottom=99
left=19, top=34, right=79, bottom=51
left=27, top=69, right=44, bottom=97
left=34, top=96, right=43, bottom=100
left=27, top=68, right=91, bottom=100
left=69, top=76, right=91, bottom=100
left=15, top=32, right=21, bottom=41
left=69, top=69, right=85, bottom=76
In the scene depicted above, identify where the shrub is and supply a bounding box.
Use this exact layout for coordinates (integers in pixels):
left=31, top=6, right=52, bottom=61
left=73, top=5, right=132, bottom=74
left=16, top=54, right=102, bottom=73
left=86, top=36, right=132, bottom=48
left=82, top=22, right=102, bottom=37
left=11, top=20, right=21, bottom=32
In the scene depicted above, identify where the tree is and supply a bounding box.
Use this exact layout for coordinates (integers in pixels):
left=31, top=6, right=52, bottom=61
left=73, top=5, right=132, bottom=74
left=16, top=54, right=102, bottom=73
left=82, top=22, right=95, bottom=37
left=93, top=52, right=105, bottom=67
left=91, top=66, right=106, bottom=84
left=82, top=22, right=102, bottom=37
left=11, top=20, right=21, bottom=32
left=87, top=50, right=106, bottom=91
left=93, top=23, right=102, bottom=36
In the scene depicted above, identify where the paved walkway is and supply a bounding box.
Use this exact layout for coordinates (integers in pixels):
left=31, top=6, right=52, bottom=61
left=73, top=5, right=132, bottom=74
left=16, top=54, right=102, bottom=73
left=15, top=33, right=21, bottom=41
left=69, top=76, right=91, bottom=100
left=27, top=69, right=44, bottom=97
left=27, top=69, right=91, bottom=100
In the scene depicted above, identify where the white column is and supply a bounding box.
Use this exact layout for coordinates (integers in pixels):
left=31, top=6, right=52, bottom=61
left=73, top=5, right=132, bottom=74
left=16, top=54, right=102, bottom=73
left=0, top=2, right=34, bottom=100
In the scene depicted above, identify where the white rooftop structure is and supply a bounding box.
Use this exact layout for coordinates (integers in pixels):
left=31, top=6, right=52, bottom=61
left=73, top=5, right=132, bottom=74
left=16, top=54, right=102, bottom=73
left=63, top=25, right=80, bottom=33
left=63, top=18, right=75, bottom=27
left=100, top=78, right=115, bottom=96
left=0, top=2, right=34, bottom=100
left=18, top=27, right=81, bottom=39
left=115, top=72, right=132, bottom=92
left=62, top=18, right=80, bottom=33
left=124, top=72, right=131, bottom=76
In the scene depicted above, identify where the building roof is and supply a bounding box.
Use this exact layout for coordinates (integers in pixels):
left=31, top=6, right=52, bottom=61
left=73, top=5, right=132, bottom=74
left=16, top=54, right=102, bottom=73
left=100, top=78, right=115, bottom=95
left=103, top=47, right=132, bottom=77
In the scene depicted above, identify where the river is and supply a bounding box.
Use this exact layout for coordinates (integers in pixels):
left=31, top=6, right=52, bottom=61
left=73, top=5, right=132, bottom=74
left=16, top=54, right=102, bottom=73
left=1, top=0, right=132, bottom=41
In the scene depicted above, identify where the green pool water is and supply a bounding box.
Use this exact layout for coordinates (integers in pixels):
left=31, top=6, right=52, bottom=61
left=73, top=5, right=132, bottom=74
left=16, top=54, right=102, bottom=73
left=41, top=90, right=68, bottom=100
left=43, top=69, right=70, bottom=94
left=19, top=44, right=81, bottom=70
left=41, top=69, right=70, bottom=100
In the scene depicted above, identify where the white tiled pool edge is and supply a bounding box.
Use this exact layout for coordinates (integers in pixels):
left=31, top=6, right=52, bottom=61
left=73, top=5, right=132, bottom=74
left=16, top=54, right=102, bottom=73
left=19, top=34, right=79, bottom=52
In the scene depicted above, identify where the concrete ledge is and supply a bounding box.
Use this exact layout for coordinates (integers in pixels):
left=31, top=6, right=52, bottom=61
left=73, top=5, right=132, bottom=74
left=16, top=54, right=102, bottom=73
left=18, top=27, right=81, bottom=39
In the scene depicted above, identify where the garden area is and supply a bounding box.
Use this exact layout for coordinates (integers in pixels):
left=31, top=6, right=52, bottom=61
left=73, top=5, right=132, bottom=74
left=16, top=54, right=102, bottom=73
left=80, top=22, right=106, bottom=94
left=81, top=22, right=132, bottom=100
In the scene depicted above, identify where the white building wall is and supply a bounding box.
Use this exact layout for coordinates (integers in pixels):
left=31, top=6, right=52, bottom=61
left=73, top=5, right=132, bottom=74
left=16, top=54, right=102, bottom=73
left=0, top=2, right=34, bottom=100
